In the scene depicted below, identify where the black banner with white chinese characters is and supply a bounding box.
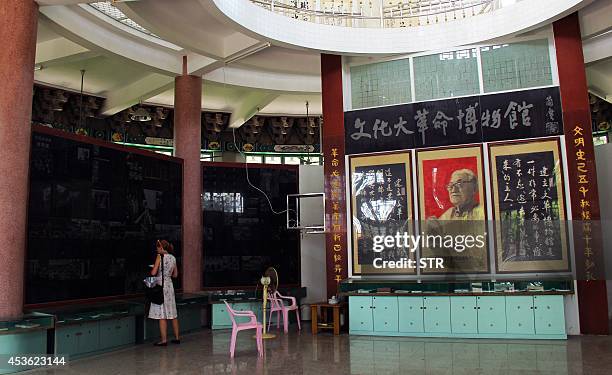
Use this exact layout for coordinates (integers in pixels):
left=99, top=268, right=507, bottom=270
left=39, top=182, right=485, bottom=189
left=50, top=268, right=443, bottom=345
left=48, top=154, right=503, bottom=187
left=345, top=87, right=563, bottom=154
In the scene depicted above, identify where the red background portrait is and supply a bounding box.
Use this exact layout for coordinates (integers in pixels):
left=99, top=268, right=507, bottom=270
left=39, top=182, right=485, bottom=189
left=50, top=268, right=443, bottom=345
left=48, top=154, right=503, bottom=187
left=422, top=156, right=480, bottom=218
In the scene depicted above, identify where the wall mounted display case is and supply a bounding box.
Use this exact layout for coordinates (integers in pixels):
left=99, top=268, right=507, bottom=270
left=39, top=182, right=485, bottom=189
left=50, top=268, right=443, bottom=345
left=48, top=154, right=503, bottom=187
left=26, top=126, right=183, bottom=305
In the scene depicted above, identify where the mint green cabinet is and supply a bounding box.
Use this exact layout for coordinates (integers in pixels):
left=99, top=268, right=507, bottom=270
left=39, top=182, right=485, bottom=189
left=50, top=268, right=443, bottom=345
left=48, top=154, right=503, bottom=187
left=349, top=295, right=566, bottom=339
left=372, top=297, right=398, bottom=332
left=423, top=297, right=451, bottom=333
left=450, top=297, right=477, bottom=334
left=0, top=331, right=50, bottom=374
left=398, top=297, right=424, bottom=333
left=55, top=324, right=79, bottom=356
left=99, top=317, right=135, bottom=350
left=211, top=303, right=232, bottom=329
left=477, top=296, right=506, bottom=334
left=533, top=295, right=565, bottom=335
left=56, top=322, right=99, bottom=357
left=349, top=296, right=374, bottom=332
left=506, top=296, right=535, bottom=335
left=78, top=323, right=99, bottom=354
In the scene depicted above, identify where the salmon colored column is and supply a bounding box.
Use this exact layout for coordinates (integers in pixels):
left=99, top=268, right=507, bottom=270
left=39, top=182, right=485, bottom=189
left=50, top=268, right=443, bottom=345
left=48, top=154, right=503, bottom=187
left=0, top=1, right=38, bottom=319
left=321, top=54, right=348, bottom=298
left=174, top=58, right=203, bottom=292
left=553, top=13, right=608, bottom=334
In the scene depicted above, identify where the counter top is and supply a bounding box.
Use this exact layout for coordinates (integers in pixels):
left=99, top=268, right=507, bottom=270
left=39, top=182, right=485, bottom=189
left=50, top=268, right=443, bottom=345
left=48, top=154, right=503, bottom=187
left=342, top=291, right=574, bottom=297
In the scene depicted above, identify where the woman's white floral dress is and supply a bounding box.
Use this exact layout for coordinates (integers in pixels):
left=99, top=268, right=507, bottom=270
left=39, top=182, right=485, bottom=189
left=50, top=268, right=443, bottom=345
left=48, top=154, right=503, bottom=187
left=148, top=254, right=178, bottom=319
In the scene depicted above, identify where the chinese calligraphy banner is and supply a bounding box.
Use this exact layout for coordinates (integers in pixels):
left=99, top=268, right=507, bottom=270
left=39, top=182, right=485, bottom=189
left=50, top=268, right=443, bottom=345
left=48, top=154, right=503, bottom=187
left=416, top=146, right=489, bottom=274
left=349, top=152, right=414, bottom=275
left=488, top=139, right=570, bottom=273
left=345, top=87, right=563, bottom=155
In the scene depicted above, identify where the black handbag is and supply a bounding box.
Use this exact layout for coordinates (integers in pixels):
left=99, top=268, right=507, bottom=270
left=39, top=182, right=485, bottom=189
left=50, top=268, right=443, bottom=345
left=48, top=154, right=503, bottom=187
left=145, top=254, right=164, bottom=305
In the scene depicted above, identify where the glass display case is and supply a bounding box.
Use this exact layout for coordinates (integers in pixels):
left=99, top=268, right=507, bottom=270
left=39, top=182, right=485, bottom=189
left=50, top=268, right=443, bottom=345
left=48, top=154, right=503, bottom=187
left=339, top=279, right=573, bottom=296
left=0, top=312, right=54, bottom=335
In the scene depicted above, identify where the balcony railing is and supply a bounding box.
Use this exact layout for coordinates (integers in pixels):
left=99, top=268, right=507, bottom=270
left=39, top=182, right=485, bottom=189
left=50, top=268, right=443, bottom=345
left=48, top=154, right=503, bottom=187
left=250, top=0, right=514, bottom=28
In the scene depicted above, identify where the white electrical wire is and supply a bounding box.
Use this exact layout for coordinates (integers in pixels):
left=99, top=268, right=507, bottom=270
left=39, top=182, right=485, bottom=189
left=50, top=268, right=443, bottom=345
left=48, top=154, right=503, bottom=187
left=232, top=126, right=295, bottom=217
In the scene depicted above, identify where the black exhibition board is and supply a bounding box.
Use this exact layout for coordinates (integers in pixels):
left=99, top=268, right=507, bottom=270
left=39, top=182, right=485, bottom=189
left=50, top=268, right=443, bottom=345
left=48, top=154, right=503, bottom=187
left=201, top=162, right=300, bottom=288
left=488, top=139, right=569, bottom=274
left=26, top=126, right=182, bottom=304
left=345, top=86, right=563, bottom=154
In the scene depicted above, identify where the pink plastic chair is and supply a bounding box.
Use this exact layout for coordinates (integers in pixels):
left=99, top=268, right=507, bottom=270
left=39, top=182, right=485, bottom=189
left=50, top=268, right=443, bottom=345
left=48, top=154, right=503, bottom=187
left=223, top=301, right=263, bottom=358
left=267, top=291, right=301, bottom=333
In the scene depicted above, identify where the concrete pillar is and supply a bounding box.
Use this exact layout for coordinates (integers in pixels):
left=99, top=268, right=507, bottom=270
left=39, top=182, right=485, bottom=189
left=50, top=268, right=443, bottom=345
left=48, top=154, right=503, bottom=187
left=173, top=59, right=203, bottom=292
left=0, top=1, right=38, bottom=319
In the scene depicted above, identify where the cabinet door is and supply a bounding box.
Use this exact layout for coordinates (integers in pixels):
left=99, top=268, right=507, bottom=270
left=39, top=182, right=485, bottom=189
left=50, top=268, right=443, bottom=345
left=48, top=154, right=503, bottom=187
left=349, top=296, right=373, bottom=331
left=451, top=297, right=477, bottom=334
left=477, top=296, right=507, bottom=334
left=372, top=296, right=398, bottom=332
left=56, top=325, right=80, bottom=356
left=534, top=295, right=565, bottom=335
left=423, top=297, right=451, bottom=333
left=506, top=296, right=535, bottom=334
left=99, top=319, right=122, bottom=349
left=76, top=322, right=99, bottom=354
left=398, top=297, right=424, bottom=333
left=212, top=303, right=232, bottom=328
left=123, top=316, right=135, bottom=345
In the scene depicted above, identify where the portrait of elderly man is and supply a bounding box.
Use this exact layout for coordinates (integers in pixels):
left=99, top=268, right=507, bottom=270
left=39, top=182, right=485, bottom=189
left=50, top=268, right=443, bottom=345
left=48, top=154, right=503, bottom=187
left=437, top=168, right=484, bottom=220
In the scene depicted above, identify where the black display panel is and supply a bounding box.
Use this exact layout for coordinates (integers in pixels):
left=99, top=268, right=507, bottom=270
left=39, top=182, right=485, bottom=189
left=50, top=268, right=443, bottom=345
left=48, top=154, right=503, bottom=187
left=26, top=127, right=182, bottom=304
left=202, top=163, right=300, bottom=287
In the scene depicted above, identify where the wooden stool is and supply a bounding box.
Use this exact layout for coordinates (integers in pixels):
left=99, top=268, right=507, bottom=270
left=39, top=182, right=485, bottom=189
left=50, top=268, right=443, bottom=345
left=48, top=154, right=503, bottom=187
left=310, top=302, right=347, bottom=335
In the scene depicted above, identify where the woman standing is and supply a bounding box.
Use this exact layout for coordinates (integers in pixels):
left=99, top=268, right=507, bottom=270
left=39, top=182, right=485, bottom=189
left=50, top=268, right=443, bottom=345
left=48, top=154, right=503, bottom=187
left=149, top=240, right=180, bottom=346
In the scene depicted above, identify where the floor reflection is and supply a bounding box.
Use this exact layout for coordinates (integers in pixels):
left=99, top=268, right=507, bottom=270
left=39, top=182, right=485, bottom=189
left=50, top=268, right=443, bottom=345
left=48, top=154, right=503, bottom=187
left=348, top=338, right=571, bottom=374
left=24, top=324, right=612, bottom=375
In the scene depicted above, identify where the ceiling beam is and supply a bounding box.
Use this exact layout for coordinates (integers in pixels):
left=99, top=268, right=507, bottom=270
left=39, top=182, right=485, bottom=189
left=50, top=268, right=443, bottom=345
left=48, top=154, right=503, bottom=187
left=583, top=31, right=612, bottom=65
left=228, top=92, right=280, bottom=128
left=36, top=37, right=99, bottom=68
left=101, top=73, right=174, bottom=116
left=37, top=0, right=141, bottom=5
left=586, top=68, right=612, bottom=104
left=101, top=56, right=224, bottom=116
left=40, top=6, right=186, bottom=75
left=37, top=1, right=98, bottom=4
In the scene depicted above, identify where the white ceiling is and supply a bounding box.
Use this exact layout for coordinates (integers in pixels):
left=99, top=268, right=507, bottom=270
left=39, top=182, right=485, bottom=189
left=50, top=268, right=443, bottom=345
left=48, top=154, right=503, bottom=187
left=32, top=0, right=612, bottom=125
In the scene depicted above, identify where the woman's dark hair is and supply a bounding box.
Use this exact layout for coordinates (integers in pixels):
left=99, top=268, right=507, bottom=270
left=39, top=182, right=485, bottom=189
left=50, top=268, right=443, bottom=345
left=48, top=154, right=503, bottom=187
left=158, top=239, right=174, bottom=253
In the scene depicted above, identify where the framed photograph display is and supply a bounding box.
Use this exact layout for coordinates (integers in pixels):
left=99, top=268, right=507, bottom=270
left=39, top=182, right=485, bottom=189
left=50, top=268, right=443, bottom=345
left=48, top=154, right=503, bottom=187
left=349, top=152, right=414, bottom=275
left=416, top=145, right=489, bottom=274
left=488, top=138, right=569, bottom=273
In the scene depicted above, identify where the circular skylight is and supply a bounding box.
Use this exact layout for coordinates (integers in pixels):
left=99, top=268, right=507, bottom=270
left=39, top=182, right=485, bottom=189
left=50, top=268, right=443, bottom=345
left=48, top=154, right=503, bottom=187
left=89, top=1, right=159, bottom=38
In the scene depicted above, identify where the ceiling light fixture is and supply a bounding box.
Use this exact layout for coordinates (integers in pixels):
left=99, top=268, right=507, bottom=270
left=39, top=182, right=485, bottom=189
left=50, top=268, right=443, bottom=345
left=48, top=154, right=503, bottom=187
left=130, top=104, right=152, bottom=122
